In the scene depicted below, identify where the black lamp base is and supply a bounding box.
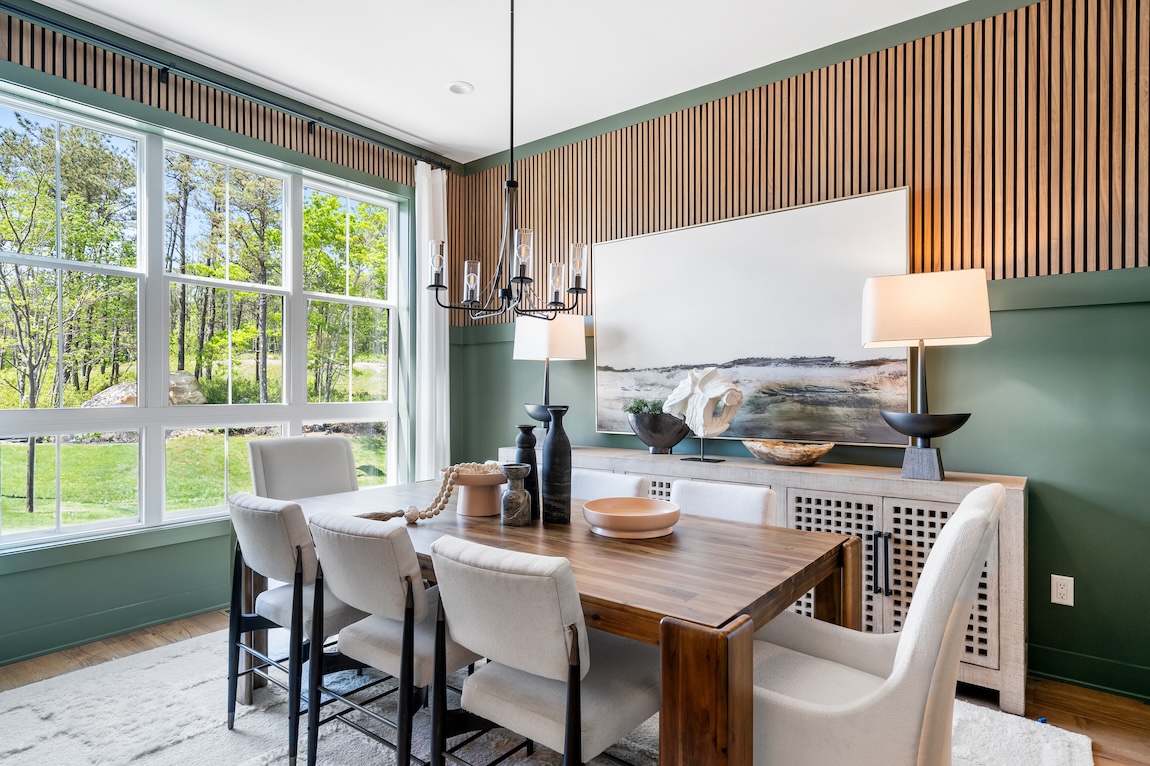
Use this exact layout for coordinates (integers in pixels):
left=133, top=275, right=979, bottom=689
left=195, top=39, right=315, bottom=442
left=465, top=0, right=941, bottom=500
left=901, top=446, right=945, bottom=481
left=880, top=411, right=971, bottom=482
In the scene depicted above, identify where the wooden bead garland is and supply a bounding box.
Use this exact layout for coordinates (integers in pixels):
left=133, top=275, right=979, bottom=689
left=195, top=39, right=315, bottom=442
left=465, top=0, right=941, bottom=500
left=357, top=461, right=501, bottom=525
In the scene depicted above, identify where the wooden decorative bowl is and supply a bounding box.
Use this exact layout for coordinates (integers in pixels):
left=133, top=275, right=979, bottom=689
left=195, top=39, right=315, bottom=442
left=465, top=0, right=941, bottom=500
left=742, top=439, right=835, bottom=466
left=582, top=497, right=681, bottom=539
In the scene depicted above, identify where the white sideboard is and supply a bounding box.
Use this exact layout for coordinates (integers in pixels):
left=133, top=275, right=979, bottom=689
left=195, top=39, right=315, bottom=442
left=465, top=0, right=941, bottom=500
left=498, top=445, right=1028, bottom=714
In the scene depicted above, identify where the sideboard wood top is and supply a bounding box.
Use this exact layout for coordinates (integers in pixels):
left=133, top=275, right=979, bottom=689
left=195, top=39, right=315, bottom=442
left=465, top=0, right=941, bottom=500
left=501, top=446, right=1028, bottom=505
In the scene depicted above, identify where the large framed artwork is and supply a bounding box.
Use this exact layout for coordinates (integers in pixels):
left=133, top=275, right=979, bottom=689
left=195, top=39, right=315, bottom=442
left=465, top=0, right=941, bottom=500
left=593, top=188, right=909, bottom=445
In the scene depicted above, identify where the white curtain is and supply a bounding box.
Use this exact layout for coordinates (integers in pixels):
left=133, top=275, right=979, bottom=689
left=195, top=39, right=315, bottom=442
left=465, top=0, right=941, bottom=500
left=414, top=161, right=452, bottom=480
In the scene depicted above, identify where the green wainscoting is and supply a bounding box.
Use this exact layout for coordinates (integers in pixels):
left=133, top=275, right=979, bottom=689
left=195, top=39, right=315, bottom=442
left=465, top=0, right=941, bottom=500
left=450, top=269, right=1150, bottom=701
left=0, top=521, right=232, bottom=664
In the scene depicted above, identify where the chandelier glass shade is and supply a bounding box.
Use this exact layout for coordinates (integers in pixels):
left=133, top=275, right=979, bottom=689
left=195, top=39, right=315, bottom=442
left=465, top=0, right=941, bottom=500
left=426, top=0, right=587, bottom=320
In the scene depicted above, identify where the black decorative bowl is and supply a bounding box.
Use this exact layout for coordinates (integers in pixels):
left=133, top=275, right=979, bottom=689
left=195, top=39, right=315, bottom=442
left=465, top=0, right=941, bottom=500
left=524, top=403, right=551, bottom=425
left=627, top=413, right=691, bottom=454
left=880, top=411, right=971, bottom=440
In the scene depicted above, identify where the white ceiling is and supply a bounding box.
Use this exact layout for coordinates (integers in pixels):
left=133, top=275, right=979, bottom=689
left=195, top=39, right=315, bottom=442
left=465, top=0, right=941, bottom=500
left=39, top=0, right=967, bottom=164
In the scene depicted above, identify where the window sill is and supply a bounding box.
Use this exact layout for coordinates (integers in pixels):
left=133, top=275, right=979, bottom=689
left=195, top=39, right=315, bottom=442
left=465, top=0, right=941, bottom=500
left=0, top=517, right=233, bottom=576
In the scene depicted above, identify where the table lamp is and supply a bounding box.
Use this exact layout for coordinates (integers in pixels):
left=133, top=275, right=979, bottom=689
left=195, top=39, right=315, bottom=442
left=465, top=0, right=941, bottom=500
left=862, top=268, right=992, bottom=480
left=513, top=314, right=587, bottom=429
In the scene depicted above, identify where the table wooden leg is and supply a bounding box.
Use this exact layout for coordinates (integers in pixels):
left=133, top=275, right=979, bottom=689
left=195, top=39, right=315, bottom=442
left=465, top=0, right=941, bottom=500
left=237, top=564, right=268, bottom=705
left=813, top=536, right=862, bottom=630
left=659, top=615, right=754, bottom=766
left=840, top=535, right=862, bottom=630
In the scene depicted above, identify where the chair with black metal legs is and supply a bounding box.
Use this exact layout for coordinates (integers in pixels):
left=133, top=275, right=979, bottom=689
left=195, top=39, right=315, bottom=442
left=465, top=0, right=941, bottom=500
left=306, top=511, right=482, bottom=766
left=226, top=492, right=367, bottom=766
left=429, top=536, right=663, bottom=766
left=248, top=435, right=359, bottom=501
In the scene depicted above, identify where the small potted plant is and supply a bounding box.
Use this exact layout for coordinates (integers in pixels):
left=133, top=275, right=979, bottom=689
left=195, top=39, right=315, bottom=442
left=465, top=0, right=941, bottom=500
left=623, top=397, right=691, bottom=454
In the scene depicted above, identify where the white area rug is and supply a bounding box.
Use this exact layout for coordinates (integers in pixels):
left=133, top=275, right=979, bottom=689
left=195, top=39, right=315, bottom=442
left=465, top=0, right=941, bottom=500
left=0, top=630, right=1093, bottom=765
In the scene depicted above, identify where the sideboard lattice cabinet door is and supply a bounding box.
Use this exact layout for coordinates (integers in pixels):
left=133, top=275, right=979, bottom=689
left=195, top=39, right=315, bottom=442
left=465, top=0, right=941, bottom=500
left=785, top=488, right=884, bottom=634
left=884, top=498, right=1000, bottom=670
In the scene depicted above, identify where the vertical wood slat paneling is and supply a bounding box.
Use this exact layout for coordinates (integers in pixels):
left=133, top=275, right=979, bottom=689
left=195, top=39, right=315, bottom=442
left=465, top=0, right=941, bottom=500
left=0, top=12, right=414, bottom=187
left=450, top=0, right=1148, bottom=324
left=4, top=2, right=1145, bottom=326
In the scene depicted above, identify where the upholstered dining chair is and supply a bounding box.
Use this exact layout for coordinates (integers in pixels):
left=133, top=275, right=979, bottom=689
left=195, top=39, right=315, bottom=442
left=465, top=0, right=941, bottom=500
left=305, top=512, right=482, bottom=766
left=249, top=435, right=359, bottom=500
left=570, top=468, right=647, bottom=501
left=429, top=535, right=662, bottom=766
left=226, top=492, right=367, bottom=766
left=750, top=482, right=1004, bottom=766
left=668, top=478, right=777, bottom=525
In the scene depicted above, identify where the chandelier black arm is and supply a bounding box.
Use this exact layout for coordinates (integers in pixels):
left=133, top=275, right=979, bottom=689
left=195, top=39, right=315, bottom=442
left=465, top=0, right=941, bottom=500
left=429, top=285, right=582, bottom=318
left=429, top=286, right=498, bottom=313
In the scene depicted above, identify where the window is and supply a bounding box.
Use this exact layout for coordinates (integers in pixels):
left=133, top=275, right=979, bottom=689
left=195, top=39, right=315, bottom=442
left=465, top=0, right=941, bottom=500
left=0, top=91, right=405, bottom=550
left=303, top=185, right=393, bottom=404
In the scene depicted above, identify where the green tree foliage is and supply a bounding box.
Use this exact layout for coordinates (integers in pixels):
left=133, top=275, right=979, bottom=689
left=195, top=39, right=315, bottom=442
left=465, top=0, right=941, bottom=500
left=303, top=190, right=389, bottom=402
left=165, top=154, right=284, bottom=403
left=0, top=111, right=137, bottom=510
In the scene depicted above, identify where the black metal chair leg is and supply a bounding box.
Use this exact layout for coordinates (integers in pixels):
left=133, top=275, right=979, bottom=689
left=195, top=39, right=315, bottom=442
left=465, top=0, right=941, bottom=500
left=563, top=623, right=582, bottom=766
left=227, top=543, right=243, bottom=730
left=287, top=547, right=305, bottom=766
left=397, top=577, right=416, bottom=766
left=306, top=563, right=326, bottom=766
left=431, top=598, right=447, bottom=766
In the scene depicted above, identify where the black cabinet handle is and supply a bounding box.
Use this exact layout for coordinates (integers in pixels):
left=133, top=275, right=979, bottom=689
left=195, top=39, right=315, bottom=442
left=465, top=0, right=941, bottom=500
left=871, top=530, right=882, bottom=594
left=883, top=532, right=893, bottom=596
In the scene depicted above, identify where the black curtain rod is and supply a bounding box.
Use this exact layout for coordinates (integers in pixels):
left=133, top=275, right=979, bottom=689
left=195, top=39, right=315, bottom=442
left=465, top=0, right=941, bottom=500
left=0, top=2, right=453, bottom=171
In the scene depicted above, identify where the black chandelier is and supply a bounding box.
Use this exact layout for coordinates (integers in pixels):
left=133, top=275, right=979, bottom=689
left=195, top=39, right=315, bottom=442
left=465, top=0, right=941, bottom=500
left=426, top=0, right=587, bottom=320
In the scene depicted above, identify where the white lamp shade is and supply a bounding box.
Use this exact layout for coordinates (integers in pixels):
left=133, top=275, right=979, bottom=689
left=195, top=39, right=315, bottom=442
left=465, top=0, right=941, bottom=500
left=512, top=315, right=587, bottom=361
left=862, top=268, right=992, bottom=348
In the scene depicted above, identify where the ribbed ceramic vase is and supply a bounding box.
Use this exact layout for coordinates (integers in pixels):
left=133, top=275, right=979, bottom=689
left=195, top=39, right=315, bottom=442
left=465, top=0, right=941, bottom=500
left=541, top=405, right=572, bottom=524
left=499, top=463, right=532, bottom=526
left=514, top=424, right=541, bottom=521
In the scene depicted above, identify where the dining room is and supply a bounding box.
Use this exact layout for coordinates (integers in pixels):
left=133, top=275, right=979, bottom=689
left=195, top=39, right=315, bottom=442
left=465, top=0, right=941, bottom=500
left=1, top=0, right=1149, bottom=764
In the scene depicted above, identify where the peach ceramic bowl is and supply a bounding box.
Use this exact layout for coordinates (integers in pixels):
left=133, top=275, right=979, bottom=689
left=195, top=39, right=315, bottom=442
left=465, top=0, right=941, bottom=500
left=582, top=497, right=681, bottom=539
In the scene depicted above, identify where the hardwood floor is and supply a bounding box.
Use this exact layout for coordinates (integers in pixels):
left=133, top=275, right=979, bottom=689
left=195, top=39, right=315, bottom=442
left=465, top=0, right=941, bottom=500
left=1025, top=677, right=1150, bottom=766
left=1, top=611, right=1147, bottom=764
left=0, top=609, right=228, bottom=693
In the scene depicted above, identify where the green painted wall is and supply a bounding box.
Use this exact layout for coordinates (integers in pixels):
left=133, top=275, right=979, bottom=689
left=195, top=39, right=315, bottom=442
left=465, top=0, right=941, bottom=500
left=450, top=270, right=1150, bottom=701
left=0, top=521, right=232, bottom=663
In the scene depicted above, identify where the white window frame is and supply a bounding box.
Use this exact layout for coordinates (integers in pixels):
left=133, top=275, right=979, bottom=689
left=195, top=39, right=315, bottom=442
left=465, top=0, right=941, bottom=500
left=0, top=89, right=405, bottom=552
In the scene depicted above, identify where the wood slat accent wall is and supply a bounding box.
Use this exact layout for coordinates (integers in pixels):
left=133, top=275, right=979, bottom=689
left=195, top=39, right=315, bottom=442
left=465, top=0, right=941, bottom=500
left=449, top=0, right=1149, bottom=325
left=0, top=13, right=415, bottom=186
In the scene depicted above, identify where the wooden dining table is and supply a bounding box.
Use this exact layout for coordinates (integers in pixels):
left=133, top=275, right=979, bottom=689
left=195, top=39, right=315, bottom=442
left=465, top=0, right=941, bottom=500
left=243, top=481, right=861, bottom=766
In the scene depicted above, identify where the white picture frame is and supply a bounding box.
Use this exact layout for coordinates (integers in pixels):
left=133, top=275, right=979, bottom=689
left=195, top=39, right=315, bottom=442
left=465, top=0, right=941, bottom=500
left=592, top=188, right=910, bottom=445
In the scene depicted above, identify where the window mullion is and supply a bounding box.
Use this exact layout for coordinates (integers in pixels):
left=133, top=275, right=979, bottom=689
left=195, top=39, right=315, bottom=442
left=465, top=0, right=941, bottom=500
left=141, top=132, right=168, bottom=527
left=287, top=174, right=306, bottom=420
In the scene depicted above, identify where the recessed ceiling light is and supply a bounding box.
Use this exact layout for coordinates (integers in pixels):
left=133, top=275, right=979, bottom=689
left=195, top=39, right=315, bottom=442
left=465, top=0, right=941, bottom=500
left=448, top=81, right=474, bottom=95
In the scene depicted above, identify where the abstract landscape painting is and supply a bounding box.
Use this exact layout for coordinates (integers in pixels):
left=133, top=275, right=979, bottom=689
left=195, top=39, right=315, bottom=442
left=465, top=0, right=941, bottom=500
left=593, top=189, right=910, bottom=445
left=596, top=356, right=906, bottom=443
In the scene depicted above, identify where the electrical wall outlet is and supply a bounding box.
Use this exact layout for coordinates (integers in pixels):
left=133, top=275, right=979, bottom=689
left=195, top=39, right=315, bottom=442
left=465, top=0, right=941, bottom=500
left=1051, top=574, right=1074, bottom=606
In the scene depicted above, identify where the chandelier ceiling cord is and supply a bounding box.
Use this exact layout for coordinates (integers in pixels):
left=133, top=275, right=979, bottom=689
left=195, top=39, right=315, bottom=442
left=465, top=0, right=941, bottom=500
left=427, top=0, right=587, bottom=321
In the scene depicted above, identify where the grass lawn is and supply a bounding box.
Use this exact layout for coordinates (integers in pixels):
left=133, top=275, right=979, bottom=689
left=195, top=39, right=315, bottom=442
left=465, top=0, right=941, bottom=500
left=1, top=439, right=138, bottom=534
left=1, top=430, right=387, bottom=535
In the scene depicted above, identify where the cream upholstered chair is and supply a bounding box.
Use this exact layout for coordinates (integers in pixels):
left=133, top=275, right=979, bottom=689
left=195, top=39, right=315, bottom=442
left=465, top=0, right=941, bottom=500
left=570, top=468, right=647, bottom=501
left=226, top=493, right=366, bottom=766
left=305, top=512, right=481, bottom=766
left=428, top=536, right=662, bottom=766
left=750, top=483, right=1004, bottom=766
left=669, top=478, right=777, bottom=525
left=248, top=435, right=359, bottom=500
